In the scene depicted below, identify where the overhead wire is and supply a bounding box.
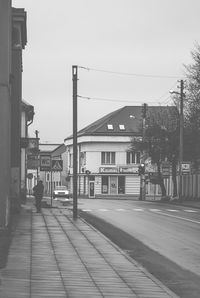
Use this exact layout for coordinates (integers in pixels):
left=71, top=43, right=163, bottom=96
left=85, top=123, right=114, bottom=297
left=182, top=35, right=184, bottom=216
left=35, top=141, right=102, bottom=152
left=78, top=65, right=184, bottom=79
left=77, top=66, right=180, bottom=107
left=78, top=95, right=172, bottom=106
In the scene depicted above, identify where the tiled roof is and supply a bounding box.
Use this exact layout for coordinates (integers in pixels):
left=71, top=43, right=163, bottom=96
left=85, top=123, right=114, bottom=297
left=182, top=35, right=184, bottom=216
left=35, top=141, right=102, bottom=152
left=65, top=105, right=178, bottom=140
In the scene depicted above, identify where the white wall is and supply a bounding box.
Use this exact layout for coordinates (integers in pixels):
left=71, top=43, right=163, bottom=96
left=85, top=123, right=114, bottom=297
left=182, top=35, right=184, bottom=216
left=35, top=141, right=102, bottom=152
left=67, top=141, right=132, bottom=174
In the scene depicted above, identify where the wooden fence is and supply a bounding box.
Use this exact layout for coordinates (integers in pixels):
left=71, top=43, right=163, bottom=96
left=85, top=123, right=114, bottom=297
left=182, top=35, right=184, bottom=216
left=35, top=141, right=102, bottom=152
left=163, top=173, right=200, bottom=200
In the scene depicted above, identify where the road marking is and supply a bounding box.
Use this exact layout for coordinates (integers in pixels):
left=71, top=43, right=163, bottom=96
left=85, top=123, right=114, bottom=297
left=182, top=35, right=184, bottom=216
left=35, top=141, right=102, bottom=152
left=99, top=209, right=109, bottom=212
left=82, top=209, right=92, bottom=212
left=156, top=211, right=200, bottom=224
left=150, top=209, right=161, bottom=212
left=166, top=209, right=179, bottom=212
left=184, top=209, right=198, bottom=213
left=133, top=208, right=144, bottom=212
left=116, top=208, right=126, bottom=211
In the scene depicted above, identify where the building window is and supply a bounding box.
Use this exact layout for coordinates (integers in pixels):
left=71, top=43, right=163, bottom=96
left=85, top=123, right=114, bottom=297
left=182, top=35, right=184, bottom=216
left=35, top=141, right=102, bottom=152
left=107, top=124, right=113, bottom=130
left=102, top=176, right=109, bottom=193
left=119, top=124, right=125, bottom=130
left=118, top=176, right=125, bottom=194
left=80, top=152, right=86, bottom=166
left=101, top=152, right=115, bottom=165
left=126, top=151, right=140, bottom=164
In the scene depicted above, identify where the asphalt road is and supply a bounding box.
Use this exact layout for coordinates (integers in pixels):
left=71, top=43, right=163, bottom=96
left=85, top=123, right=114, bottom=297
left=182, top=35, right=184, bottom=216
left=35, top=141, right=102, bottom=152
left=78, top=198, right=200, bottom=276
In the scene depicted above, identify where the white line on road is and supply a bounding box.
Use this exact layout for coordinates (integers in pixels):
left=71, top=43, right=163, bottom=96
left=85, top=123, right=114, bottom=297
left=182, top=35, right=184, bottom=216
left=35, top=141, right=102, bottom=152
left=115, top=208, right=126, bottom=211
left=133, top=208, right=144, bottom=212
left=156, top=211, right=200, bottom=225
left=166, top=209, right=179, bottom=212
left=99, top=209, right=109, bottom=212
left=150, top=209, right=161, bottom=212
left=82, top=209, right=92, bottom=212
left=184, top=209, right=198, bottom=213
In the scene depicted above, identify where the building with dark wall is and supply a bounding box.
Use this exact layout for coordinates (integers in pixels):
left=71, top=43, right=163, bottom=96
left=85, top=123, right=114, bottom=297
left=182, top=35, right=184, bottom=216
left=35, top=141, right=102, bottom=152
left=21, top=101, right=34, bottom=202
left=10, top=7, right=27, bottom=212
left=0, top=0, right=12, bottom=228
left=0, top=2, right=28, bottom=228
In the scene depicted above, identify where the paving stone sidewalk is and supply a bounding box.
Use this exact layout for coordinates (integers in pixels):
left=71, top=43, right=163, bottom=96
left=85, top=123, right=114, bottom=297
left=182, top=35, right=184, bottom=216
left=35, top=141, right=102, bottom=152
left=0, top=200, right=178, bottom=298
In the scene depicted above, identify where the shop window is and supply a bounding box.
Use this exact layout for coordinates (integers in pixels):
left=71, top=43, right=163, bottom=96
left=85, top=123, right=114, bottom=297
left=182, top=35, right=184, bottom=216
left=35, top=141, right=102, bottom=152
left=101, top=152, right=115, bottom=165
left=126, top=151, right=140, bottom=164
left=102, top=176, right=108, bottom=194
left=118, top=176, right=125, bottom=194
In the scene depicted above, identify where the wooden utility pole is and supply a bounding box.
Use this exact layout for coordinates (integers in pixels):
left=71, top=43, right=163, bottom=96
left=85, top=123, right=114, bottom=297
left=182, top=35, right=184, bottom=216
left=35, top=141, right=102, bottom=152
left=139, top=103, right=147, bottom=200
left=72, top=66, right=78, bottom=220
left=179, top=80, right=184, bottom=201
left=35, top=130, right=39, bottom=182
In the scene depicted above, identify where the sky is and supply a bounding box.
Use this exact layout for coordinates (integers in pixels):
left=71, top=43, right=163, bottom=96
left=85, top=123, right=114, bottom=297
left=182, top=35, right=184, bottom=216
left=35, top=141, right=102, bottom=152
left=13, top=0, right=200, bottom=144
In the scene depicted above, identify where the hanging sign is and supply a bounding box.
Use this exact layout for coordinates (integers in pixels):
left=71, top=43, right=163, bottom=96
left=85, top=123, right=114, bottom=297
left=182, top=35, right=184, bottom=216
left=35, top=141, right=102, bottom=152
left=40, top=155, right=51, bottom=171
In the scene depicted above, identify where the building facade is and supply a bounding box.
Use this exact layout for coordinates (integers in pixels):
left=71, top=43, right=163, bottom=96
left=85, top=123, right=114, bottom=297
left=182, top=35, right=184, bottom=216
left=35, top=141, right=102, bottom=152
left=64, top=106, right=171, bottom=198
left=0, top=2, right=29, bottom=228
left=0, top=0, right=12, bottom=227
left=36, top=144, right=67, bottom=196
left=10, top=7, right=27, bottom=212
left=21, top=101, right=34, bottom=201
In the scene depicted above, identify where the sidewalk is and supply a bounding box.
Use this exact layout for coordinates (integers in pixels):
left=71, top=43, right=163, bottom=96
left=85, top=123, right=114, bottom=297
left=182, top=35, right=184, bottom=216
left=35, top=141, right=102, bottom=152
left=0, top=198, right=178, bottom=298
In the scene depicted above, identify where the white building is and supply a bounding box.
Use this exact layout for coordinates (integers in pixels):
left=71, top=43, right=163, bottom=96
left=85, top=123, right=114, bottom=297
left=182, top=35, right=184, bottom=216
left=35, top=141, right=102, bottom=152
left=65, top=105, right=175, bottom=198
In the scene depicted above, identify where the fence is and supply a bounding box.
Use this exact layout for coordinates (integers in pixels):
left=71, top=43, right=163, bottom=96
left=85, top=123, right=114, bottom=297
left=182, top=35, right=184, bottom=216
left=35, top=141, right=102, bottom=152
left=164, top=173, right=200, bottom=200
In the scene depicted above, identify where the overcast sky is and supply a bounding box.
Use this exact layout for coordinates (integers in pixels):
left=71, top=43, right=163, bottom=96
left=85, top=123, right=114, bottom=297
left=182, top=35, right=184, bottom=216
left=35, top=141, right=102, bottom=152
left=13, top=0, right=200, bottom=143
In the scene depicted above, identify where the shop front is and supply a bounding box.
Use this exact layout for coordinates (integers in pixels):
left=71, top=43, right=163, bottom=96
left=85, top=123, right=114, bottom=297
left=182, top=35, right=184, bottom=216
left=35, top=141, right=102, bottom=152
left=97, top=166, right=140, bottom=197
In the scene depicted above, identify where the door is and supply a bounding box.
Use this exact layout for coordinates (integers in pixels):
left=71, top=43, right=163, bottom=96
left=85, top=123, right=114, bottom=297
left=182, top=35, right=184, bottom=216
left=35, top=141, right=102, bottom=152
left=110, top=176, right=117, bottom=195
left=89, top=181, right=95, bottom=198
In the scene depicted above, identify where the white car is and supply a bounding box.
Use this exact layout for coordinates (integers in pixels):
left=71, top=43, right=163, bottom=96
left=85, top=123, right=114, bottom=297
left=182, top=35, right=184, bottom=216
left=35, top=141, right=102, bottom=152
left=53, top=186, right=71, bottom=202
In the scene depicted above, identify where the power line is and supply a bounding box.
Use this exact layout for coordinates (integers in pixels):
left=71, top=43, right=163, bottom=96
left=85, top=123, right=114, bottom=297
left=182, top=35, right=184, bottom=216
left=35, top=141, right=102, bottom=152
left=78, top=66, right=183, bottom=79
left=78, top=95, right=170, bottom=105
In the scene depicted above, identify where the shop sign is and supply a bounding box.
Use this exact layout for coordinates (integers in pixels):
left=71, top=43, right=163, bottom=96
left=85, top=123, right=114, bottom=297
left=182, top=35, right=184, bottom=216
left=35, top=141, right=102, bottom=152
left=27, top=155, right=39, bottom=169
left=99, top=167, right=118, bottom=173
left=119, top=166, right=138, bottom=173
left=27, top=138, right=39, bottom=155
left=181, top=162, right=191, bottom=174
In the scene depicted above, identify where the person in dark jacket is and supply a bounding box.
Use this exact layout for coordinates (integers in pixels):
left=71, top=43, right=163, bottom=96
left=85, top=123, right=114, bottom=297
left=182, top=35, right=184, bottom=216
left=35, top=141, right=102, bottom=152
left=33, top=180, right=44, bottom=212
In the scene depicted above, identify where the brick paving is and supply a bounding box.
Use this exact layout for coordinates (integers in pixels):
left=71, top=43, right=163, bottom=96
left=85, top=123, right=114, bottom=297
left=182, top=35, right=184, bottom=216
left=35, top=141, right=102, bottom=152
left=0, top=200, right=179, bottom=298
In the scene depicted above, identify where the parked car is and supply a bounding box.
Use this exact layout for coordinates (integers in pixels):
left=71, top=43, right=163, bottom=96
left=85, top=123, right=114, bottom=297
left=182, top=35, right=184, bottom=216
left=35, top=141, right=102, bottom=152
left=53, top=186, right=71, bottom=202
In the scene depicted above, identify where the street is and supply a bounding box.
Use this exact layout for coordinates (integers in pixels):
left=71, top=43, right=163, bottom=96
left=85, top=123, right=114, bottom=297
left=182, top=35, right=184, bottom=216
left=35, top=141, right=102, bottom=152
left=78, top=199, right=200, bottom=276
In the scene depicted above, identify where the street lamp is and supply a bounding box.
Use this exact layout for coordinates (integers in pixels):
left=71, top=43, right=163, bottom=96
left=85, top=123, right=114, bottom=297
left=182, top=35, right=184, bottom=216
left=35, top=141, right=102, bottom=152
left=170, top=80, right=184, bottom=201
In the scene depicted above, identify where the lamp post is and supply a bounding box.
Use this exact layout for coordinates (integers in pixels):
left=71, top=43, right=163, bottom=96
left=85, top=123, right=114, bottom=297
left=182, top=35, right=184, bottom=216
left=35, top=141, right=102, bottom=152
left=170, top=80, right=184, bottom=201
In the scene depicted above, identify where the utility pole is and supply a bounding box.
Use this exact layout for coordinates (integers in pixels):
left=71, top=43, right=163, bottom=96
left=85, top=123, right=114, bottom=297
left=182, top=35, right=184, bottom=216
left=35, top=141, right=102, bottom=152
left=179, top=80, right=184, bottom=202
left=72, top=66, right=78, bottom=220
left=139, top=103, right=147, bottom=200
left=35, top=130, right=39, bottom=182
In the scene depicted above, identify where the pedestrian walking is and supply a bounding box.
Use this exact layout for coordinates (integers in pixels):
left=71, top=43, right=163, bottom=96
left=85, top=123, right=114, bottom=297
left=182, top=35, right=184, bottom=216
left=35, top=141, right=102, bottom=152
left=33, top=180, right=44, bottom=212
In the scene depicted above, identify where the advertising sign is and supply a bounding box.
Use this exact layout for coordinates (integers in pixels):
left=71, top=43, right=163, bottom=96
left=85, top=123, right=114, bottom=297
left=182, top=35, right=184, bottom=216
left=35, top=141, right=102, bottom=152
left=27, top=155, right=39, bottom=169
left=40, top=155, right=51, bottom=171
left=181, top=162, right=191, bottom=174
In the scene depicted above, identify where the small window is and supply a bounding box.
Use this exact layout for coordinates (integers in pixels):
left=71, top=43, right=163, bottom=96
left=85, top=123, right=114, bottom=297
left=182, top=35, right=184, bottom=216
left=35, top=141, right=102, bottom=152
left=107, top=124, right=113, bottom=130
left=119, top=124, right=125, bottom=130
left=101, top=152, right=115, bottom=165
left=126, top=151, right=140, bottom=164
